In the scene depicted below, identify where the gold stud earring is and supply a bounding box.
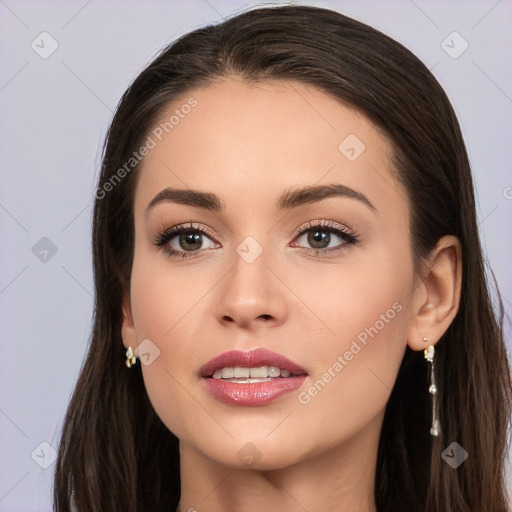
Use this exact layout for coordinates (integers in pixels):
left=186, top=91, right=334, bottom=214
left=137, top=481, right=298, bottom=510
left=125, top=346, right=138, bottom=368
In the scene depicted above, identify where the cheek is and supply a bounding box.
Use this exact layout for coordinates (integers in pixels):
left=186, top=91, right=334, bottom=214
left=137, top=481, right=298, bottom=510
left=129, top=241, right=210, bottom=340
left=292, top=248, right=412, bottom=431
left=128, top=250, right=218, bottom=440
left=297, top=301, right=407, bottom=439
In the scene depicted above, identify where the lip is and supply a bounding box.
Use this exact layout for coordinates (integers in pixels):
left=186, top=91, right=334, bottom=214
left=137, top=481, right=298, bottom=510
left=199, top=348, right=308, bottom=407
left=199, top=348, right=308, bottom=378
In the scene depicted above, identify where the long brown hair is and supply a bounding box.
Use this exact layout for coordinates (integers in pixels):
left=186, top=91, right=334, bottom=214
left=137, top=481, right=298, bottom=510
left=53, top=5, right=512, bottom=511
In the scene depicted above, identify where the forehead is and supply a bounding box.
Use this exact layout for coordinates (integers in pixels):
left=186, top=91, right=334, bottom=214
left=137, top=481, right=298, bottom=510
left=133, top=79, right=407, bottom=221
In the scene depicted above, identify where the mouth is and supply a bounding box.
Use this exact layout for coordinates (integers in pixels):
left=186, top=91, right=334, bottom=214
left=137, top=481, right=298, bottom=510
left=199, top=348, right=308, bottom=406
left=210, top=365, right=301, bottom=383
left=199, top=347, right=308, bottom=379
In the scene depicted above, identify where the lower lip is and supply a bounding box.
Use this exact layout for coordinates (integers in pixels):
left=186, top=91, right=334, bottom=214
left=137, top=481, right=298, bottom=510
left=202, top=375, right=307, bottom=406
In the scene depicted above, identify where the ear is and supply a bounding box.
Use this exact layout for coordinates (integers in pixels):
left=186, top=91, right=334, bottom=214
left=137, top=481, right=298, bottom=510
left=121, top=293, right=138, bottom=350
left=407, top=235, right=462, bottom=351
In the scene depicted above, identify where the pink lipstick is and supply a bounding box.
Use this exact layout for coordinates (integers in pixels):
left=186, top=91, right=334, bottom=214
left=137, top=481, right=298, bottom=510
left=199, top=348, right=308, bottom=406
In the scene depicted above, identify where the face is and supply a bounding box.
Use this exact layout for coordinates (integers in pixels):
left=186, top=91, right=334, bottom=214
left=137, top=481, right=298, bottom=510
left=122, top=79, right=420, bottom=470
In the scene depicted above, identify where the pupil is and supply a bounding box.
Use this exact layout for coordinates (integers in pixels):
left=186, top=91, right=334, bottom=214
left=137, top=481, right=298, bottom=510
left=308, top=230, right=329, bottom=249
left=180, top=231, right=202, bottom=251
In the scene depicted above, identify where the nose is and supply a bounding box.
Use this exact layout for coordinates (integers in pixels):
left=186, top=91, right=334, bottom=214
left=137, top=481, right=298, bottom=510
left=215, top=242, right=289, bottom=331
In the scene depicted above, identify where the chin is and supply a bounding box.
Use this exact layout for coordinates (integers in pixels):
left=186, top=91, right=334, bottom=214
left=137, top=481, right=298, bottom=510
left=196, top=435, right=310, bottom=471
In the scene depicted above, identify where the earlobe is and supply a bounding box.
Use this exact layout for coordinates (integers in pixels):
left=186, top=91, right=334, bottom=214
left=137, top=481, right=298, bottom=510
left=121, top=294, right=138, bottom=350
left=407, top=235, right=462, bottom=351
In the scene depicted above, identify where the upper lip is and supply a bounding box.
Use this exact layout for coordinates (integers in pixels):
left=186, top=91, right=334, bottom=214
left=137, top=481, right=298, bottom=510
left=199, top=348, right=308, bottom=378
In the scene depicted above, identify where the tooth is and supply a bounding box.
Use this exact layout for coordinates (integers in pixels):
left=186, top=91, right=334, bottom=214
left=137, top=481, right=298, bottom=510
left=268, top=366, right=281, bottom=377
left=222, top=367, right=234, bottom=378
left=249, top=366, right=268, bottom=378
left=213, top=366, right=292, bottom=379
left=224, top=377, right=273, bottom=383
left=234, top=366, right=250, bottom=378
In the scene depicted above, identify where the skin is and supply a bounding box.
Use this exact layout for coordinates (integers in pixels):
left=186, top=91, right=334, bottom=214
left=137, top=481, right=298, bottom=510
left=121, top=79, right=462, bottom=512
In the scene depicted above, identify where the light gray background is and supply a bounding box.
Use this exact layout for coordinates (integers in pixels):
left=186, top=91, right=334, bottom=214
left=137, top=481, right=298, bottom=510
left=1, top=1, right=511, bottom=510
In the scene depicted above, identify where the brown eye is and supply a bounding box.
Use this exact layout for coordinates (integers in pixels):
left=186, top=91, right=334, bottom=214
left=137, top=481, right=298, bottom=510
left=293, top=220, right=358, bottom=255
left=306, top=229, right=331, bottom=249
left=154, top=222, right=219, bottom=259
left=177, top=231, right=204, bottom=251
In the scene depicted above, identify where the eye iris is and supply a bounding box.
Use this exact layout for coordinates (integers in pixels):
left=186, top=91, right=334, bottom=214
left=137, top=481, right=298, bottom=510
left=308, top=229, right=329, bottom=249
left=179, top=231, right=202, bottom=251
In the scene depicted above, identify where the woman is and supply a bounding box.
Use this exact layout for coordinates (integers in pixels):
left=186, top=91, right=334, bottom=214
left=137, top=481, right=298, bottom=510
left=53, top=4, right=512, bottom=511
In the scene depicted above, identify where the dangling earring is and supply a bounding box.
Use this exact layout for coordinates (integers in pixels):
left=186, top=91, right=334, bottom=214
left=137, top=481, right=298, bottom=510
left=125, top=346, right=138, bottom=368
left=423, top=343, right=440, bottom=436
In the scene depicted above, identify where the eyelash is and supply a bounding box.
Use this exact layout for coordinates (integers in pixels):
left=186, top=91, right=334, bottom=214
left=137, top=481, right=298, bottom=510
left=153, top=219, right=359, bottom=260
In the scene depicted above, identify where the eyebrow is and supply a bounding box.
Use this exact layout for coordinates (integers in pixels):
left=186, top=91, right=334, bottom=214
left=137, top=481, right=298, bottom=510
left=146, top=183, right=377, bottom=215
